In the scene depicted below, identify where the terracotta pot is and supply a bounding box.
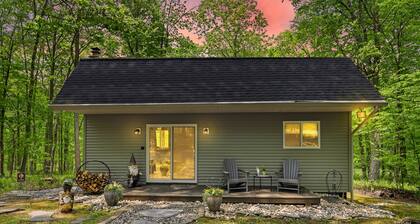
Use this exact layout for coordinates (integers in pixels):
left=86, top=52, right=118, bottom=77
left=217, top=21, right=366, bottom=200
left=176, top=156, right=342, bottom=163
left=206, top=196, right=222, bottom=212
left=104, top=191, right=120, bottom=206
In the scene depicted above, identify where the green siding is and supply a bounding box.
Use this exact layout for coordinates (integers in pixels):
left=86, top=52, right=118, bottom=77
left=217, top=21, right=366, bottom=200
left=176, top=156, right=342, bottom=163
left=85, top=112, right=351, bottom=192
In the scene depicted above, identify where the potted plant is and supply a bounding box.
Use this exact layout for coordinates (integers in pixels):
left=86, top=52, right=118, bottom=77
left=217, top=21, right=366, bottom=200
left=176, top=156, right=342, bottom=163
left=104, top=182, right=124, bottom=206
left=160, top=162, right=170, bottom=176
left=63, top=179, right=73, bottom=192
left=202, top=187, right=224, bottom=212
left=260, top=167, right=267, bottom=176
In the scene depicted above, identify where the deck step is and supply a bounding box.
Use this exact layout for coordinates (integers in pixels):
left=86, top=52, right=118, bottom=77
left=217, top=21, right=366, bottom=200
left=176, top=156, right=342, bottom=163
left=123, top=185, right=320, bottom=205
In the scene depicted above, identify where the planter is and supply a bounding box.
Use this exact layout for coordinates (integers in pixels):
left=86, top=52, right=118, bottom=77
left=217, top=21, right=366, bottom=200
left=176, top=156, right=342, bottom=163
left=104, top=191, right=121, bottom=206
left=206, top=196, right=223, bottom=212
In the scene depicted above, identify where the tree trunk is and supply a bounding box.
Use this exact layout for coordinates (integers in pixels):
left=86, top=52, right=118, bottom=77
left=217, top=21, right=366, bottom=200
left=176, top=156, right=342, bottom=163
left=64, top=120, right=69, bottom=171
left=358, top=134, right=367, bottom=180
left=369, top=131, right=381, bottom=181
left=74, top=113, right=80, bottom=173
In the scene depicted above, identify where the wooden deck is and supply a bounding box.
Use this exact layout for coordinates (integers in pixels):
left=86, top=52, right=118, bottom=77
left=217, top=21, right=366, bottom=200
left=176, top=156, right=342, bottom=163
left=123, top=184, right=320, bottom=205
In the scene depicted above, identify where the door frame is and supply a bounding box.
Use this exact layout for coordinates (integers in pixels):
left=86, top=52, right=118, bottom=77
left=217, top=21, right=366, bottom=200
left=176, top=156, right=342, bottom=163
left=146, top=124, right=198, bottom=183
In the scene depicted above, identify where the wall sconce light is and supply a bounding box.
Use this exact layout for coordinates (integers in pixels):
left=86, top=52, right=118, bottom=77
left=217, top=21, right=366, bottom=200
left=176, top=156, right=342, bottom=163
left=203, top=128, right=210, bottom=135
left=134, top=128, right=141, bottom=135
left=356, top=109, right=366, bottom=121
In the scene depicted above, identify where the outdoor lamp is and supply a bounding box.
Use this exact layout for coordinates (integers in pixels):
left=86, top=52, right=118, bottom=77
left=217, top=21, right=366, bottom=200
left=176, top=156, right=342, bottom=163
left=356, top=110, right=366, bottom=121
left=134, top=128, right=141, bottom=135
left=203, top=128, right=210, bottom=135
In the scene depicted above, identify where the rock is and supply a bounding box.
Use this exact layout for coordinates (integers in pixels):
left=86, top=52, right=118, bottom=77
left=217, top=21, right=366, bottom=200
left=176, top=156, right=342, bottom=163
left=74, top=195, right=90, bottom=203
left=16, top=193, right=32, bottom=199
left=131, top=218, right=158, bottom=224
left=29, top=210, right=54, bottom=222
left=138, top=209, right=183, bottom=218
left=0, top=201, right=6, bottom=207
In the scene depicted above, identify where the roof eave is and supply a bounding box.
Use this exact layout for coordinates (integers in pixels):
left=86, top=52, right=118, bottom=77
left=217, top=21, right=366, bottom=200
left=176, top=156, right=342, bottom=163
left=49, top=100, right=387, bottom=114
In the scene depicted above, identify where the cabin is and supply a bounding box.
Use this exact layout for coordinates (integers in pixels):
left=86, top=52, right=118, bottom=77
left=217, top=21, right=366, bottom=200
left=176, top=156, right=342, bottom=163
left=51, top=57, right=385, bottom=200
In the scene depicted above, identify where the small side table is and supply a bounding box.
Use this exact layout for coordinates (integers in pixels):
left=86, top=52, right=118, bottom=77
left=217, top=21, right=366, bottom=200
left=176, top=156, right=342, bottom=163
left=253, top=175, right=273, bottom=191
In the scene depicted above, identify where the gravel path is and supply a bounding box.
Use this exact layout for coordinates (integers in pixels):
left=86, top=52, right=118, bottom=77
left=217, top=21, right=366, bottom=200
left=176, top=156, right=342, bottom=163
left=93, top=197, right=394, bottom=223
left=2, top=188, right=395, bottom=223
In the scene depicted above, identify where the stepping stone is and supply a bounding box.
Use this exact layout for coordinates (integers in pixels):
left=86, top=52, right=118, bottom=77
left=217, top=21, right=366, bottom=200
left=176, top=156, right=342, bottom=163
left=29, top=210, right=54, bottom=222
left=138, top=209, right=183, bottom=218
left=0, top=208, right=24, bottom=214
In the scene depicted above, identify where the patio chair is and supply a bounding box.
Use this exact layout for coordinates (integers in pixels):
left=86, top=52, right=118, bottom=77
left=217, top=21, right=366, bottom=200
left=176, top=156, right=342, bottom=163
left=277, top=159, right=301, bottom=193
left=223, top=159, right=249, bottom=193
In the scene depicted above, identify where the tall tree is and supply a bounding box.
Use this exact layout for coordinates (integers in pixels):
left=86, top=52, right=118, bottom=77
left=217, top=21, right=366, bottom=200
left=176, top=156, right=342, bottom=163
left=194, top=0, right=268, bottom=57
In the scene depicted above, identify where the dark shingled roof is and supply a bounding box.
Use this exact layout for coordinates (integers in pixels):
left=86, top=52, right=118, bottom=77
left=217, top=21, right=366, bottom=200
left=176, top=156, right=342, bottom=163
left=53, top=58, right=383, bottom=105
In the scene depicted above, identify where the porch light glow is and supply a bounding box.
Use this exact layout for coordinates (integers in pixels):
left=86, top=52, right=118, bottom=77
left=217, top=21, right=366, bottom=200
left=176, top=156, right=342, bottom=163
left=134, top=128, right=141, bottom=135
left=356, top=110, right=366, bottom=120
left=203, top=128, right=210, bottom=135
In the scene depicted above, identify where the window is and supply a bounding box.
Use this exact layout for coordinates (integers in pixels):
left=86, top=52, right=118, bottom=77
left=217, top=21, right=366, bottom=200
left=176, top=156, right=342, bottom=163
left=283, top=121, right=320, bottom=148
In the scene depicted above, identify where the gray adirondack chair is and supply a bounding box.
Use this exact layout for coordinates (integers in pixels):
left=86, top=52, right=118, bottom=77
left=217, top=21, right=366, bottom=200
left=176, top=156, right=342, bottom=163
left=223, top=159, right=249, bottom=193
left=277, top=159, right=301, bottom=193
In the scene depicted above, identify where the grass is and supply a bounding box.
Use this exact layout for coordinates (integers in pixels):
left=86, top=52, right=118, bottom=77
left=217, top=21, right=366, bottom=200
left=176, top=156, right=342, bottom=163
left=0, top=174, right=74, bottom=194
left=0, top=199, right=113, bottom=224
left=354, top=179, right=419, bottom=193
left=354, top=192, right=420, bottom=220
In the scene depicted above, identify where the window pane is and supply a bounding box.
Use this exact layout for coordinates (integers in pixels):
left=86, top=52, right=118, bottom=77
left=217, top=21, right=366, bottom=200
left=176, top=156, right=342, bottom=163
left=285, top=123, right=301, bottom=147
left=149, top=127, right=171, bottom=180
left=173, top=127, right=195, bottom=180
left=302, top=122, right=319, bottom=147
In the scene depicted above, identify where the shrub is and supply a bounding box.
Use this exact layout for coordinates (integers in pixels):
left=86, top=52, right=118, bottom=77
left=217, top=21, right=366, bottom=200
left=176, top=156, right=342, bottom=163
left=203, top=187, right=224, bottom=201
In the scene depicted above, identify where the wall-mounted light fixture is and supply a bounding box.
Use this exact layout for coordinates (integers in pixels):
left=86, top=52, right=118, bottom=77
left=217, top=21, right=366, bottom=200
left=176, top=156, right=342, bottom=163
left=356, top=109, right=366, bottom=121
left=203, top=128, right=210, bottom=135
left=134, top=128, right=142, bottom=135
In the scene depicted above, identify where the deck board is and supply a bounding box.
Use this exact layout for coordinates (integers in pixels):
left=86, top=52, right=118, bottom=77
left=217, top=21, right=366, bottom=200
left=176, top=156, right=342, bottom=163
left=123, top=185, right=320, bottom=205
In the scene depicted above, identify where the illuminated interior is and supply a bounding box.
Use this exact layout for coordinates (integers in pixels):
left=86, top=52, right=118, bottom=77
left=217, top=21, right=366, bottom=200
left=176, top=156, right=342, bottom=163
left=284, top=122, right=319, bottom=148
left=173, top=127, right=195, bottom=180
left=285, top=123, right=301, bottom=147
left=302, top=122, right=319, bottom=147
left=148, top=126, right=196, bottom=181
left=149, top=127, right=171, bottom=180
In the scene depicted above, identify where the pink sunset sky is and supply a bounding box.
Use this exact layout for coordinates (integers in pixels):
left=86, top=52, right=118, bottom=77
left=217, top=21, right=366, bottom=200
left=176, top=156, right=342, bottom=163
left=184, top=0, right=295, bottom=43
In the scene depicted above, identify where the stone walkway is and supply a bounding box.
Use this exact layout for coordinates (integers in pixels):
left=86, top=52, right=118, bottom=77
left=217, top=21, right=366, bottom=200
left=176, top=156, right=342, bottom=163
left=29, top=210, right=55, bottom=222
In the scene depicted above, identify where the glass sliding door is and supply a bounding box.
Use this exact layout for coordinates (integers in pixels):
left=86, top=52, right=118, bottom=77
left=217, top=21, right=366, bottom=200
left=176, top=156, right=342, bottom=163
left=173, top=127, right=195, bottom=180
left=148, top=126, right=171, bottom=180
left=147, top=125, right=196, bottom=182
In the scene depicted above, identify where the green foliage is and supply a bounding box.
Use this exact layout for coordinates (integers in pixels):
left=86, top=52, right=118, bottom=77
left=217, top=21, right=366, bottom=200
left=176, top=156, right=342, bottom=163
left=0, top=174, right=74, bottom=194
left=194, top=0, right=269, bottom=57
left=104, top=181, right=124, bottom=199
left=203, top=187, right=224, bottom=198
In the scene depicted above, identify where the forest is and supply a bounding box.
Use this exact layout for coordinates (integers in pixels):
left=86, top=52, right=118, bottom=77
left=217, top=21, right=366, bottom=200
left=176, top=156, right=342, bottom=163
left=0, top=0, right=419, bottom=191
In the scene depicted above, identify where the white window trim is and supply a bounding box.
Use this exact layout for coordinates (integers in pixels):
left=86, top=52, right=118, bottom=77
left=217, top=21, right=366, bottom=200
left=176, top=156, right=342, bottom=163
left=283, top=121, right=321, bottom=149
